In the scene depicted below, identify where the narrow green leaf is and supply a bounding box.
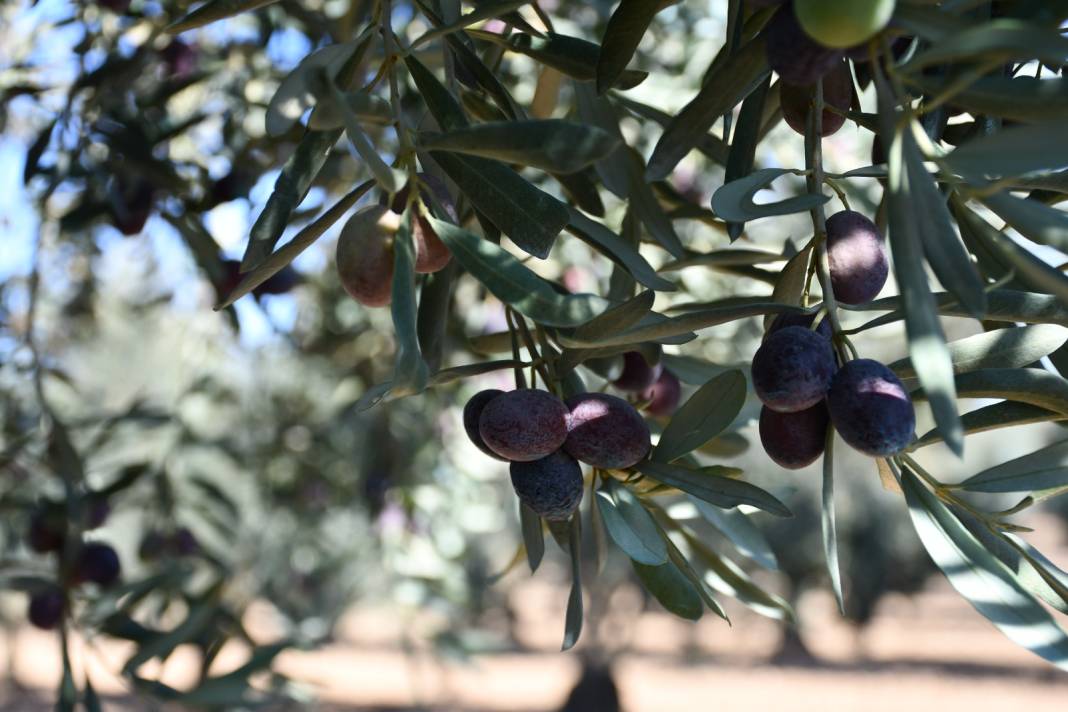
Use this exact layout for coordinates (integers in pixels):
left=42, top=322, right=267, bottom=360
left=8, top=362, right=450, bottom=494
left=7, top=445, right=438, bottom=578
left=914, top=400, right=1063, bottom=449
left=404, top=53, right=469, bottom=131
left=242, top=129, right=341, bottom=271
left=520, top=503, right=545, bottom=573
left=913, top=367, right=1068, bottom=417
left=123, top=604, right=217, bottom=674
left=559, top=297, right=805, bottom=348
left=58, top=664, right=76, bottom=712
left=431, top=151, right=568, bottom=259
left=653, top=369, right=747, bottom=463
left=566, top=208, right=676, bottom=292
left=218, top=182, right=372, bottom=309
left=83, top=678, right=102, bottom=712
left=571, top=290, right=654, bottom=342
left=412, top=0, right=531, bottom=47
left=632, top=559, right=704, bottom=620
left=417, top=263, right=456, bottom=374
left=885, top=129, right=962, bottom=455
left=902, top=19, right=1068, bottom=71
left=488, top=31, right=648, bottom=89
left=711, top=168, right=830, bottom=222
left=954, top=201, right=1068, bottom=305
left=307, top=90, right=391, bottom=131
left=390, top=217, right=429, bottom=397
left=890, top=324, right=1068, bottom=380
left=167, top=0, right=280, bottom=33
left=596, top=0, right=663, bottom=94
left=623, top=147, right=686, bottom=258
left=982, top=191, right=1068, bottom=253
left=562, top=516, right=583, bottom=650
left=329, top=77, right=402, bottom=192
left=907, top=75, right=1068, bottom=123
left=724, top=74, right=772, bottom=240
left=900, top=125, right=987, bottom=318
left=901, top=467, right=1068, bottom=670
left=421, top=120, right=619, bottom=174
left=682, top=529, right=793, bottom=621
left=647, top=34, right=769, bottom=181
left=266, top=41, right=360, bottom=138
left=659, top=247, right=784, bottom=272
left=597, top=479, right=668, bottom=565
left=821, top=429, right=844, bottom=613
left=636, top=461, right=791, bottom=517
left=960, top=438, right=1068, bottom=493
left=428, top=217, right=605, bottom=327
left=848, top=289, right=1068, bottom=327
left=948, top=121, right=1068, bottom=179
left=691, top=498, right=779, bottom=570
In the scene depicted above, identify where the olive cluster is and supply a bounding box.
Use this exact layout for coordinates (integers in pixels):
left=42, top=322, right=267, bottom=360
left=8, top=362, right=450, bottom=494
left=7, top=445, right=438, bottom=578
left=765, top=1, right=897, bottom=140
left=463, top=387, right=652, bottom=521
left=24, top=499, right=121, bottom=630
left=336, top=174, right=455, bottom=307
left=755, top=212, right=915, bottom=468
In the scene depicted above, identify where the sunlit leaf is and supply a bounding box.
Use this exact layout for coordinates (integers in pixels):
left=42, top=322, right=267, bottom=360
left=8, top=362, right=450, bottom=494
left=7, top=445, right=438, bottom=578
left=889, top=324, right=1068, bottom=379
left=901, top=467, right=1068, bottom=671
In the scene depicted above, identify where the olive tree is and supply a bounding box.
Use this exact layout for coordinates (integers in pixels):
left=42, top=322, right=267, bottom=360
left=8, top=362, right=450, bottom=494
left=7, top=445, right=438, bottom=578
left=5, top=0, right=1068, bottom=706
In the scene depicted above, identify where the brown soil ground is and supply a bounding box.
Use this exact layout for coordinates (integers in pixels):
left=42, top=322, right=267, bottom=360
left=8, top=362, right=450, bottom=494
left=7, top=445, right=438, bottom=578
left=3, top=517, right=1068, bottom=711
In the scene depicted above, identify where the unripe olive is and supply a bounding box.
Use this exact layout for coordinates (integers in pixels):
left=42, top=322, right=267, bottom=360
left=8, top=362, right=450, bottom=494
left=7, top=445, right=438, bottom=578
left=336, top=205, right=394, bottom=308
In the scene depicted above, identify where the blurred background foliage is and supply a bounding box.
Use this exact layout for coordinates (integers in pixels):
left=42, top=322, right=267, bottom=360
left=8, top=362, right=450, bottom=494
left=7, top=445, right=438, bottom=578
left=2, top=0, right=1068, bottom=708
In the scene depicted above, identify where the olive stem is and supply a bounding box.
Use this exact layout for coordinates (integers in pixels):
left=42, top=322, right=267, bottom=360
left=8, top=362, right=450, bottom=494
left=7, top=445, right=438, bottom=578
left=804, top=78, right=847, bottom=361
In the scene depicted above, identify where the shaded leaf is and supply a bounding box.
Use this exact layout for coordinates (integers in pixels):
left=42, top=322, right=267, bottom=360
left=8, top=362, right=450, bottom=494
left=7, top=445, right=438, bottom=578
left=428, top=217, right=605, bottom=327
left=982, top=191, right=1068, bottom=254
left=219, top=181, right=372, bottom=308
left=168, top=0, right=280, bottom=33
left=520, top=503, right=545, bottom=573
left=711, top=168, right=830, bottom=222
left=636, top=461, right=791, bottom=517
left=632, top=559, right=704, bottom=620
left=691, top=498, right=779, bottom=570
left=647, top=34, right=769, bottom=180
left=913, top=367, right=1068, bottom=417
left=242, top=129, right=341, bottom=271
left=562, top=516, right=583, bottom=650
left=266, top=41, right=361, bottom=138
left=907, top=75, right=1068, bottom=123
left=653, top=369, right=747, bottom=463
left=431, top=151, right=568, bottom=259
left=390, top=217, right=429, bottom=397
left=597, top=479, right=668, bottom=565
left=566, top=209, right=676, bottom=292
left=947, top=121, right=1068, bottom=179
left=903, top=123, right=987, bottom=318
left=596, top=0, right=664, bottom=94
left=724, top=74, right=772, bottom=240
left=421, top=120, right=620, bottom=174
